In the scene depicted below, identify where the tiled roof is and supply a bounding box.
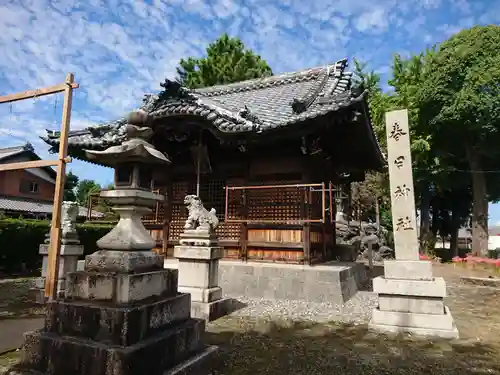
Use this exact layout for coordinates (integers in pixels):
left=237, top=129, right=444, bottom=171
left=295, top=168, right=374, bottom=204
left=42, top=58, right=374, bottom=151
left=0, top=196, right=103, bottom=218
left=0, top=144, right=34, bottom=160
left=0, top=143, right=37, bottom=160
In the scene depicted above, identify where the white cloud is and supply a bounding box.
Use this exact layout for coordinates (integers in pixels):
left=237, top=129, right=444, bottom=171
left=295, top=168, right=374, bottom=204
left=354, top=8, right=390, bottom=34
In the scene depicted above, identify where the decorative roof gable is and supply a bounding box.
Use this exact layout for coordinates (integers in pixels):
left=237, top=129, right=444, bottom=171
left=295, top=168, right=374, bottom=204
left=42, top=58, right=368, bottom=150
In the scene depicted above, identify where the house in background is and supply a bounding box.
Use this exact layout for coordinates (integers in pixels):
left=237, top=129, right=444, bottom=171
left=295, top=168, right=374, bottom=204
left=0, top=143, right=103, bottom=219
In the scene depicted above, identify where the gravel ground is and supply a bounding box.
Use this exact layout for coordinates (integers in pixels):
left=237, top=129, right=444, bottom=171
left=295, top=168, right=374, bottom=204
left=224, top=291, right=378, bottom=324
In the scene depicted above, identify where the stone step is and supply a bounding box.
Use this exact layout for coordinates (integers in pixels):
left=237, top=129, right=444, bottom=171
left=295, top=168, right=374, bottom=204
left=18, top=318, right=206, bottom=375
left=45, top=293, right=191, bottom=346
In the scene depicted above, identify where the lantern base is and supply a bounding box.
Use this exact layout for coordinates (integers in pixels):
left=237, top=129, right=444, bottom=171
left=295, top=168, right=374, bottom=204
left=85, top=250, right=164, bottom=273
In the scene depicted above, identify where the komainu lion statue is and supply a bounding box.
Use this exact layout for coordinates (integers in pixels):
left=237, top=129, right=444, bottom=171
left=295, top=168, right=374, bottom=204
left=183, top=195, right=219, bottom=232
left=61, top=201, right=78, bottom=237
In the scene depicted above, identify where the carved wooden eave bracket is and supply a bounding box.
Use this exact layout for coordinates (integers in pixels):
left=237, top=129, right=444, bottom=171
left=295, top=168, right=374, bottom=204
left=301, top=135, right=324, bottom=156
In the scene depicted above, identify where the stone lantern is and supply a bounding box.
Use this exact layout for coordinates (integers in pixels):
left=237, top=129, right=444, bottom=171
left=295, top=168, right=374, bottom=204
left=82, top=115, right=171, bottom=271
left=10, top=111, right=218, bottom=375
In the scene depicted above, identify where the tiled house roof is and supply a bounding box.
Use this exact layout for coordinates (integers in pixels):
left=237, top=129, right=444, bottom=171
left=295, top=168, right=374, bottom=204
left=0, top=144, right=34, bottom=161
left=41, top=58, right=383, bottom=165
left=0, top=143, right=57, bottom=179
left=0, top=196, right=103, bottom=218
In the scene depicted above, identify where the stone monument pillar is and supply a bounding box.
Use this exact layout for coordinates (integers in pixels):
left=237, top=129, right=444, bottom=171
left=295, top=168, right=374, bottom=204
left=11, top=112, right=217, bottom=375
left=369, top=109, right=458, bottom=339
left=174, top=195, right=230, bottom=321
left=32, top=201, right=84, bottom=302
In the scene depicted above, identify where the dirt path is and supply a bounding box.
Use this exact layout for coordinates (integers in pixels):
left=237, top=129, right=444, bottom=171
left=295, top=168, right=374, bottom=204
left=433, top=263, right=500, bottom=342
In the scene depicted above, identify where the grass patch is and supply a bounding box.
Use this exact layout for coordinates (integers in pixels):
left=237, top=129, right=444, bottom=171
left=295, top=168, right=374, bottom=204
left=207, top=317, right=500, bottom=375
left=0, top=350, right=20, bottom=374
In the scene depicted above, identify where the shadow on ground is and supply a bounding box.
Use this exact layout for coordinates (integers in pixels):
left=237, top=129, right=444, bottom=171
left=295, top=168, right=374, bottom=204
left=224, top=298, right=247, bottom=315
left=207, top=317, right=500, bottom=375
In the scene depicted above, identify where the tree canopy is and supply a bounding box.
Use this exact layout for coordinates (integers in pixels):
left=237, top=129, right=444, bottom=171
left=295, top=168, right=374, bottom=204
left=416, top=25, right=500, bottom=255
left=352, top=25, right=500, bottom=257
left=76, top=179, right=101, bottom=207
left=176, top=33, right=273, bottom=89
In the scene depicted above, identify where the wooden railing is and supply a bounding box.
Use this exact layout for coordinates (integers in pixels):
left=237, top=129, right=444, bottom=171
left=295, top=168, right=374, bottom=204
left=224, top=182, right=337, bottom=225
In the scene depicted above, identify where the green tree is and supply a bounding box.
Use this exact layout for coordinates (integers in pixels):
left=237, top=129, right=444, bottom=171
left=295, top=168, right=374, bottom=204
left=76, top=179, right=101, bottom=207
left=417, top=25, right=500, bottom=256
left=351, top=59, right=393, bottom=229
left=176, top=33, right=273, bottom=89
left=63, top=171, right=79, bottom=201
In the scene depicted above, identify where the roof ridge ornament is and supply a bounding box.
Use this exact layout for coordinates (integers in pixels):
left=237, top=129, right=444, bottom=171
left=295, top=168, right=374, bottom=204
left=140, top=93, right=160, bottom=112
left=158, top=79, right=196, bottom=101
left=237, top=105, right=262, bottom=126
left=23, top=142, right=34, bottom=152
left=290, top=65, right=331, bottom=114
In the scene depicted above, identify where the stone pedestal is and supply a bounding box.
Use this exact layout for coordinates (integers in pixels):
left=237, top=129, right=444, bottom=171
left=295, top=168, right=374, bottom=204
left=30, top=201, right=84, bottom=303
left=369, top=260, right=459, bottom=338
left=11, top=266, right=217, bottom=375
left=174, top=230, right=230, bottom=322
left=11, top=194, right=217, bottom=375
left=369, top=109, right=458, bottom=339
left=31, top=243, right=84, bottom=302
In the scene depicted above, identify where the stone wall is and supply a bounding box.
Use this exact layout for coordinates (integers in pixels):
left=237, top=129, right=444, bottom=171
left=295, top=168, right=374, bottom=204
left=163, top=259, right=368, bottom=305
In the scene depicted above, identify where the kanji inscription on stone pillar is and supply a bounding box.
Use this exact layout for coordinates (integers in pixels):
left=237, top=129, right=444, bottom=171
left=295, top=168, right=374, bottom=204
left=385, top=109, right=419, bottom=260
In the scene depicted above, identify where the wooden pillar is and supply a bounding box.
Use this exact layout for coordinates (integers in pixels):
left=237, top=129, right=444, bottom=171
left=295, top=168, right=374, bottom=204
left=240, top=190, right=248, bottom=261
left=163, top=180, right=173, bottom=257
left=239, top=156, right=250, bottom=261
left=301, top=158, right=312, bottom=265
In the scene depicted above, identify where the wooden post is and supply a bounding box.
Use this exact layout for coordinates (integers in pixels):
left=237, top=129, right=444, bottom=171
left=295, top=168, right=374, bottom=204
left=163, top=177, right=173, bottom=257
left=0, top=74, right=78, bottom=302
left=240, top=188, right=248, bottom=261
left=44, top=73, right=75, bottom=300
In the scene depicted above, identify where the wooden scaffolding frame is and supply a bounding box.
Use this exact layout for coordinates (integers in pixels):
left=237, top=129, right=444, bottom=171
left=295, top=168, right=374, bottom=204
left=0, top=73, right=79, bottom=301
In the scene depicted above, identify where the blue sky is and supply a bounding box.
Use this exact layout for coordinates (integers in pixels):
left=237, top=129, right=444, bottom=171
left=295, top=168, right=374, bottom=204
left=0, top=0, right=499, bottom=222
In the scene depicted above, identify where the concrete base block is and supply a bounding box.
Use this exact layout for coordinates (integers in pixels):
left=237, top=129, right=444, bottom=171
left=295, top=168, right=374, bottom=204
left=85, top=250, right=164, bottom=273
left=30, top=279, right=65, bottom=303
left=371, top=274, right=458, bottom=339
left=41, top=254, right=80, bottom=279
left=383, top=260, right=433, bottom=280
left=165, top=259, right=368, bottom=304
left=179, top=231, right=220, bottom=247
left=174, top=246, right=223, bottom=260
left=65, top=269, right=178, bottom=304
left=39, top=243, right=84, bottom=256
left=378, top=295, right=445, bottom=314
left=177, top=260, right=219, bottom=290
left=15, top=319, right=206, bottom=375
left=178, top=286, right=222, bottom=303
left=369, top=306, right=459, bottom=339
left=373, top=276, right=447, bottom=297
left=45, top=294, right=191, bottom=345
left=191, top=298, right=231, bottom=322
